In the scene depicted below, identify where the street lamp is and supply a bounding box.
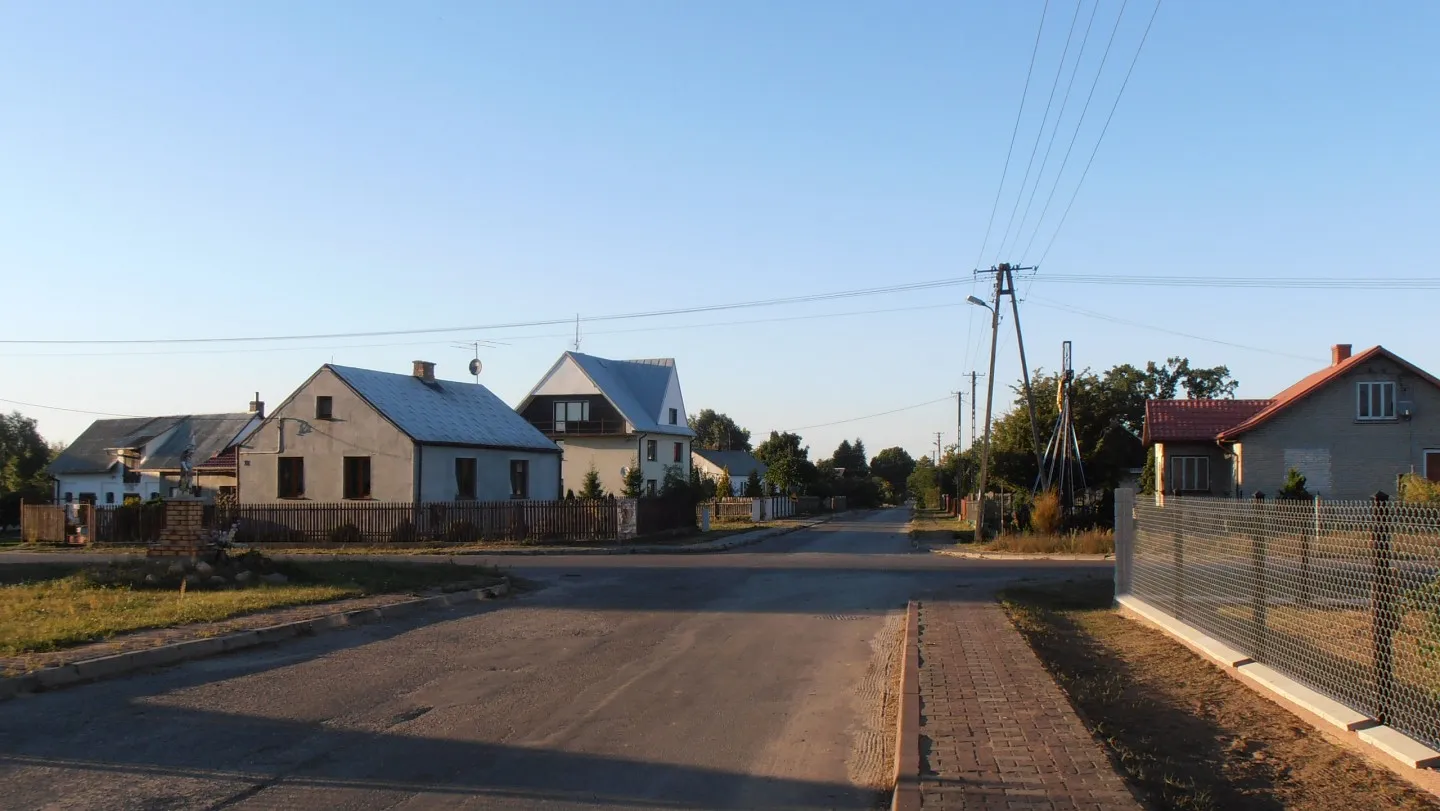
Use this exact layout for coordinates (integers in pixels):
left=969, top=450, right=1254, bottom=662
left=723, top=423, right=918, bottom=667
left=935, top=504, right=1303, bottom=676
left=966, top=295, right=991, bottom=310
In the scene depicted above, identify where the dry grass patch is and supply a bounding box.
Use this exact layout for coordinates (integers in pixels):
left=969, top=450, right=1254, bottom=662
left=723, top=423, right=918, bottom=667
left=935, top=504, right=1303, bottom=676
left=0, top=559, right=499, bottom=655
left=983, top=528, right=1114, bottom=554
left=908, top=510, right=973, bottom=543
left=1001, top=581, right=1440, bottom=811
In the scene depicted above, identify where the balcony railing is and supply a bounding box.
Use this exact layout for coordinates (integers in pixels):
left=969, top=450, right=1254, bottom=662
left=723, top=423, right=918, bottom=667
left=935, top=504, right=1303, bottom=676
left=529, top=418, right=630, bottom=436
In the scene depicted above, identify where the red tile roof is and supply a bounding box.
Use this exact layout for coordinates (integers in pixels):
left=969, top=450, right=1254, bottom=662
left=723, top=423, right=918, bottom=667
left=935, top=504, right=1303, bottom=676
left=193, top=445, right=237, bottom=472
left=1217, top=345, right=1440, bottom=440
left=1143, top=399, right=1274, bottom=444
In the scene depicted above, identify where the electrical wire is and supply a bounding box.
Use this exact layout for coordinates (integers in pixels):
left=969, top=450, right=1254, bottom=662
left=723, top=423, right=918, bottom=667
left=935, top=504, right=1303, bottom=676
left=1026, top=297, right=1326, bottom=361
left=784, top=396, right=955, bottom=432
left=1036, top=0, right=1164, bottom=266
left=972, top=0, right=1052, bottom=270
left=993, top=0, right=1088, bottom=263
left=1030, top=274, right=1440, bottom=288
left=1007, top=0, right=1103, bottom=260
left=0, top=278, right=970, bottom=346
left=0, top=398, right=151, bottom=419
left=1016, top=0, right=1132, bottom=264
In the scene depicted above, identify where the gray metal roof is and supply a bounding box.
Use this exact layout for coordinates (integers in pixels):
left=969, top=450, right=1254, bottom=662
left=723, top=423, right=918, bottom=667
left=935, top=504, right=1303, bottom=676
left=565, top=353, right=694, bottom=436
left=328, top=365, right=559, bottom=451
left=693, top=449, right=767, bottom=478
left=48, top=413, right=257, bottom=475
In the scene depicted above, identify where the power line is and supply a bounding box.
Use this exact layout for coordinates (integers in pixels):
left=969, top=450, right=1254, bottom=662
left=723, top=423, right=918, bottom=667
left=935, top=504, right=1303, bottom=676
left=994, top=0, right=1087, bottom=263
left=1030, top=274, right=1440, bottom=289
left=1017, top=0, right=1132, bottom=263
left=973, top=0, right=1052, bottom=269
left=0, top=397, right=151, bottom=419
left=1037, top=0, right=1164, bottom=266
left=1007, top=0, right=1104, bottom=259
left=784, top=396, right=954, bottom=433
left=1026, top=297, right=1325, bottom=362
left=0, top=278, right=970, bottom=346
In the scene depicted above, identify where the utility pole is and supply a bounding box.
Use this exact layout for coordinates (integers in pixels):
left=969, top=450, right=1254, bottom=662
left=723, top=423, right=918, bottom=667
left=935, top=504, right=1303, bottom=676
left=967, top=371, right=983, bottom=448
left=935, top=432, right=944, bottom=510
left=1006, top=266, right=1048, bottom=492
left=975, top=270, right=1003, bottom=542
left=953, top=390, right=964, bottom=511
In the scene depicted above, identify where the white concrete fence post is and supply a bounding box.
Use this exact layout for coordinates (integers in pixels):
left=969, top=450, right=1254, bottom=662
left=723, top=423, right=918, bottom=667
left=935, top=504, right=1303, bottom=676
left=1114, top=488, right=1136, bottom=599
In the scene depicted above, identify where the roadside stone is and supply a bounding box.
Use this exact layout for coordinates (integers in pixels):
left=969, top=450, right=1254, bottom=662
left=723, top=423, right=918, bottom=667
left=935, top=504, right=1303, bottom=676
left=142, top=574, right=160, bottom=585
left=208, top=576, right=227, bottom=586
left=194, top=561, right=214, bottom=576
left=234, top=571, right=254, bottom=585
left=183, top=574, right=202, bottom=586
left=260, top=573, right=288, bottom=585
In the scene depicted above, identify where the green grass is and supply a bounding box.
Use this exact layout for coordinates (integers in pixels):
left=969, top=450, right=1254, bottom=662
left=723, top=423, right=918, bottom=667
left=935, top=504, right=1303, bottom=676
left=907, top=510, right=975, bottom=543
left=0, top=559, right=501, bottom=656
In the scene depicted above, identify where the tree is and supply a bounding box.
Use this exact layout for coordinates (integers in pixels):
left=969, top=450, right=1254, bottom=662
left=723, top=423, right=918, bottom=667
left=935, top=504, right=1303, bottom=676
left=744, top=468, right=763, bottom=497
left=906, top=455, right=940, bottom=507
left=578, top=464, right=605, bottom=499
left=715, top=468, right=733, bottom=498
left=622, top=460, right=644, bottom=498
left=688, top=409, right=752, bottom=451
left=1277, top=467, right=1311, bottom=500
left=756, top=431, right=817, bottom=495
left=830, top=439, right=869, bottom=478
left=0, top=412, right=51, bottom=497
left=870, top=447, right=916, bottom=498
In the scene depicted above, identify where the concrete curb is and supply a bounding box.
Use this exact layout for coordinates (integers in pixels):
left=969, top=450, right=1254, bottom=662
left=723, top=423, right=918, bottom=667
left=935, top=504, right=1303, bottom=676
left=932, top=548, right=1115, bottom=561
left=1116, top=593, right=1440, bottom=772
left=0, top=579, right=510, bottom=701
left=891, top=600, right=921, bottom=811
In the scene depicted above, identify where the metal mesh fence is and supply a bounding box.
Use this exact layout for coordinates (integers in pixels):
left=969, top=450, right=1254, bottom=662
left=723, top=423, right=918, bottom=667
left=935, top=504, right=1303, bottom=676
left=1124, top=493, right=1440, bottom=751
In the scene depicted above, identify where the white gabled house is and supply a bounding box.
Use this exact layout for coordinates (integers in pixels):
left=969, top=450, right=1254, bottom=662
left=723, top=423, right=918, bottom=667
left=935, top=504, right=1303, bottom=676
left=516, top=352, right=694, bottom=497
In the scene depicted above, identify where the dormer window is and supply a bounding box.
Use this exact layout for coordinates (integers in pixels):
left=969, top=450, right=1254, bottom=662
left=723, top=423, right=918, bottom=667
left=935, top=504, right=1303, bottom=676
left=669, top=408, right=678, bottom=425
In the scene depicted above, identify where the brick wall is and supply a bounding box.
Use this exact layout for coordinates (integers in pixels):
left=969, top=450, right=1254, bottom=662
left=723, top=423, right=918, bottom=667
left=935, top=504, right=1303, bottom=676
left=147, top=499, right=205, bottom=558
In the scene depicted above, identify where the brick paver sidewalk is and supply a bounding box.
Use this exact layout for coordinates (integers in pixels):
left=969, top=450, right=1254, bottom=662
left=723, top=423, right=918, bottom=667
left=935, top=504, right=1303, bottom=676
left=917, top=600, right=1140, bottom=810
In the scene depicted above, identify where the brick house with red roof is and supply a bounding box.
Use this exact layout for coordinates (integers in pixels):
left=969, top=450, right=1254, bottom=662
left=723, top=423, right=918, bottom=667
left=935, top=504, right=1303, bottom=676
left=1143, top=345, right=1440, bottom=499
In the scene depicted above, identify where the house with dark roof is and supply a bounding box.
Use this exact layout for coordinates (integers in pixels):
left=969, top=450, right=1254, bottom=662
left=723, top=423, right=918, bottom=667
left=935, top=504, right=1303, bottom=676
left=48, top=402, right=264, bottom=505
left=693, top=449, right=767, bottom=495
left=516, top=352, right=694, bottom=496
left=238, top=361, right=560, bottom=503
left=1143, top=345, right=1440, bottom=499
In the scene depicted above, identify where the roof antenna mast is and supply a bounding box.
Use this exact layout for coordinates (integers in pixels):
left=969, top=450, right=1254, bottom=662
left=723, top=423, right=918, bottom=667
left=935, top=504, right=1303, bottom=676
left=572, top=314, right=582, bottom=352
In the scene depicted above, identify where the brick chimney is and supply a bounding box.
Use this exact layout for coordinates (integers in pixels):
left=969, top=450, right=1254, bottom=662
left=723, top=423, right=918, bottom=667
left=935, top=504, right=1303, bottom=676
left=248, top=392, right=265, bottom=419
left=1332, top=344, right=1352, bottom=366
left=413, top=360, right=436, bottom=383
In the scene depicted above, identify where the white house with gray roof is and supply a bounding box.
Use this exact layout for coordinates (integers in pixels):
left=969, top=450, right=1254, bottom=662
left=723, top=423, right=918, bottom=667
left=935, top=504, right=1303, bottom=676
left=48, top=405, right=263, bottom=505
left=238, top=361, right=560, bottom=503
left=517, top=352, right=694, bottom=496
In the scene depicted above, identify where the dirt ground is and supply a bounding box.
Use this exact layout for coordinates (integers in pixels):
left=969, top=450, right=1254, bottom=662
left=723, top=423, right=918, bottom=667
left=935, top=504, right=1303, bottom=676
left=1002, top=580, right=1440, bottom=811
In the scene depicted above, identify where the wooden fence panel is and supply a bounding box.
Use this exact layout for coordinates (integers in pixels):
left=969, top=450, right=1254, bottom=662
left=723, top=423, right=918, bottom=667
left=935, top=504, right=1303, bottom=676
left=20, top=504, right=65, bottom=543
left=219, top=499, right=623, bottom=545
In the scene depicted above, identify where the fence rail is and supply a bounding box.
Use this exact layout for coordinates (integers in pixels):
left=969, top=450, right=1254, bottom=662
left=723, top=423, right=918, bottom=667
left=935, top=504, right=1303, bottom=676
left=1117, top=490, right=1440, bottom=753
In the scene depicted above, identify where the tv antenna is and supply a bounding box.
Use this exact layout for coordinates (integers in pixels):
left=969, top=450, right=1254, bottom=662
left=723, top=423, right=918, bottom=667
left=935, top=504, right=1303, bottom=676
left=572, top=314, right=582, bottom=352
left=452, top=340, right=508, bottom=384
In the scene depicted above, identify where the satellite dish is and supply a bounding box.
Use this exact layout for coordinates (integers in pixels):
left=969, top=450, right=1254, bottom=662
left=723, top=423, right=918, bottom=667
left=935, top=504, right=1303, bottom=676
left=468, top=358, right=483, bottom=377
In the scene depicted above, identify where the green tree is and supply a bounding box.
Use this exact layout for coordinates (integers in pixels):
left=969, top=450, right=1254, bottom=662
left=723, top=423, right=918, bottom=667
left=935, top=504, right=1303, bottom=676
left=830, top=439, right=869, bottom=478
left=688, top=409, right=752, bottom=451
left=1277, top=467, right=1311, bottom=500
left=622, top=460, right=644, bottom=498
left=870, top=447, right=916, bottom=500
left=0, top=412, right=52, bottom=496
left=578, top=464, right=605, bottom=499
left=906, top=455, right=940, bottom=507
left=744, top=468, right=763, bottom=497
left=715, top=468, right=733, bottom=498
left=756, top=431, right=816, bottom=494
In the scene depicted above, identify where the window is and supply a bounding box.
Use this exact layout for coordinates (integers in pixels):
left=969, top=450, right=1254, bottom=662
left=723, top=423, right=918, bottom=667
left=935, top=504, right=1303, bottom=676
left=104, top=492, right=115, bottom=504
left=455, top=457, right=478, bottom=499
left=64, top=492, right=73, bottom=503
left=646, top=440, right=658, bottom=462
left=510, top=460, right=529, bottom=499
left=673, top=442, right=683, bottom=463
left=553, top=400, right=588, bottom=430
left=669, top=408, right=678, bottom=425
left=1169, top=456, right=1210, bottom=493
left=316, top=395, right=333, bottom=420
left=278, top=457, right=305, bottom=498
left=646, top=479, right=657, bottom=497
left=343, top=456, right=371, bottom=500
left=1357, top=381, right=1396, bottom=421
left=1426, top=450, right=1440, bottom=483
left=78, top=492, right=96, bottom=504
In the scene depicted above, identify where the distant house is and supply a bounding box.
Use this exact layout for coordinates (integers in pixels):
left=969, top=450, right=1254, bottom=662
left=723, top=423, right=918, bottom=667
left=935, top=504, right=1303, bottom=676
left=48, top=402, right=264, bottom=505
left=1143, top=344, right=1440, bottom=499
left=517, top=352, right=694, bottom=497
left=693, top=449, right=766, bottom=496
left=238, top=361, right=560, bottom=503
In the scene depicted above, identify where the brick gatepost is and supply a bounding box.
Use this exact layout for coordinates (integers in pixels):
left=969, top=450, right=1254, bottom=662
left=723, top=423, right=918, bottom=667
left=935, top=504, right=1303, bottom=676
left=148, top=497, right=206, bottom=559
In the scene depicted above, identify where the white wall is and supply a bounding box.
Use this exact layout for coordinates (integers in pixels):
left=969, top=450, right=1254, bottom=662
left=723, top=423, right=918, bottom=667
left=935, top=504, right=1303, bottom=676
left=418, top=445, right=561, bottom=501
left=638, top=434, right=690, bottom=494
left=656, top=371, right=688, bottom=433
left=533, top=357, right=603, bottom=397
left=558, top=436, right=637, bottom=495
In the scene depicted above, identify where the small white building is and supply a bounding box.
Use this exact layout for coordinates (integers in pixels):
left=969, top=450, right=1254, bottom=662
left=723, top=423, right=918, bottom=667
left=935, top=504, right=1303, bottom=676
left=238, top=361, right=561, bottom=503
left=692, top=449, right=767, bottom=495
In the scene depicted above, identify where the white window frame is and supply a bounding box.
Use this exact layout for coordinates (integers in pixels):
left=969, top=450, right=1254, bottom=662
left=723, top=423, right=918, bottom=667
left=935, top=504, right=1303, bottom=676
left=1357, top=381, right=1396, bottom=421
left=1169, top=455, right=1210, bottom=493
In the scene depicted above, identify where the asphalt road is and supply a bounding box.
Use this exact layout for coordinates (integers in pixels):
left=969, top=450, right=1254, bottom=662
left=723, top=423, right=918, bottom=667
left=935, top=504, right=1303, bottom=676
left=0, top=509, right=1110, bottom=810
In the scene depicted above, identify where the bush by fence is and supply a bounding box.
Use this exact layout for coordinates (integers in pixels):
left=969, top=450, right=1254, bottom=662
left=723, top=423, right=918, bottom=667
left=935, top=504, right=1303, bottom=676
left=1116, top=490, right=1440, bottom=753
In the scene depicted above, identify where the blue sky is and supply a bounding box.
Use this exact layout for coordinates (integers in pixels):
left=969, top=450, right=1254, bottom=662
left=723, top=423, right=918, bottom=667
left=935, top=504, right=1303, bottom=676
left=2, top=1, right=1437, bottom=464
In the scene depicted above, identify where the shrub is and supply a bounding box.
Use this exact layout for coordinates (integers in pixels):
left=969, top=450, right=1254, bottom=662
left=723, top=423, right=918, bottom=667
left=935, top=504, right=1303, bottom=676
left=1400, top=473, right=1440, bottom=503
left=579, top=464, right=606, bottom=499
left=443, top=520, right=481, bottom=543
left=389, top=521, right=418, bottom=544
left=1278, top=467, right=1311, bottom=500
left=328, top=524, right=363, bottom=545
left=1029, top=490, right=1063, bottom=535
